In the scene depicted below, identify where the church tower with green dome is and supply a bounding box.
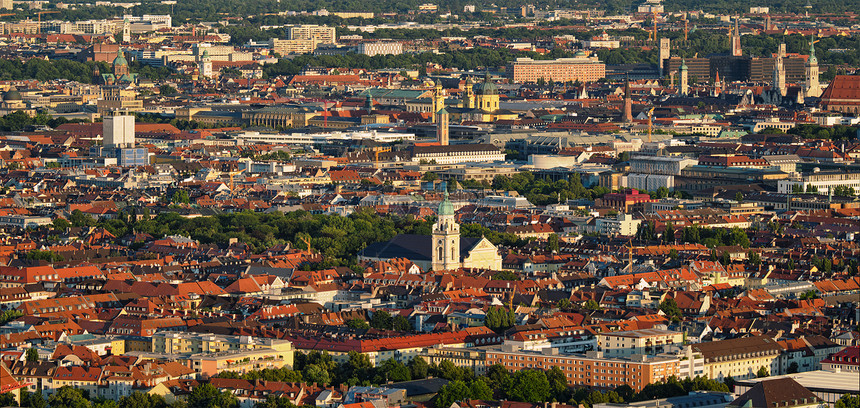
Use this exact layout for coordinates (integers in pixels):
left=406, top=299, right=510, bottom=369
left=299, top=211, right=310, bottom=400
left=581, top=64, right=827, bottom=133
left=475, top=72, right=499, bottom=112
left=432, top=190, right=460, bottom=271
left=113, top=48, right=129, bottom=77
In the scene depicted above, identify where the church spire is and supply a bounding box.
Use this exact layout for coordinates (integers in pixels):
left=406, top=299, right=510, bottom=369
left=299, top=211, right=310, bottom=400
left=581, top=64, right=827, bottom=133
left=432, top=189, right=460, bottom=271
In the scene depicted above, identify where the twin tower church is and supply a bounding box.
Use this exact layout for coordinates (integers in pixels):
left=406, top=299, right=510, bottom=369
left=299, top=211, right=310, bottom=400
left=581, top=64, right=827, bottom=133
left=359, top=191, right=503, bottom=272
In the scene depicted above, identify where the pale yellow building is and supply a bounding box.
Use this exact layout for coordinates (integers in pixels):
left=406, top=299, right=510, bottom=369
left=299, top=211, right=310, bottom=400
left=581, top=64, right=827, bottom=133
left=692, top=336, right=783, bottom=380
left=598, top=329, right=684, bottom=357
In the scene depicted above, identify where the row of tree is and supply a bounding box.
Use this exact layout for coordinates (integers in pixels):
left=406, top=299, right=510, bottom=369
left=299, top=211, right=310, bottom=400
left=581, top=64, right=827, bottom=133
left=0, top=111, right=85, bottom=132
left=488, top=172, right=611, bottom=205
left=636, top=223, right=751, bottom=249
left=11, top=385, right=230, bottom=408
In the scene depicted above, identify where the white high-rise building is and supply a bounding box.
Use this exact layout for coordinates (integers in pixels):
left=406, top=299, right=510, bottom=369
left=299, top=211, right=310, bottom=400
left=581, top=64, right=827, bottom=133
left=103, top=114, right=135, bottom=148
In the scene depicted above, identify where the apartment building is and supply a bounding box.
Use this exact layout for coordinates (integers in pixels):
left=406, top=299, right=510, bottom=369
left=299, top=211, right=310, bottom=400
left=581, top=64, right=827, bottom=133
left=597, top=329, right=684, bottom=358
left=271, top=38, right=318, bottom=55
left=357, top=42, right=404, bottom=56
left=629, top=155, right=698, bottom=176
left=777, top=171, right=860, bottom=195
left=288, top=25, right=336, bottom=44
left=408, top=144, right=505, bottom=165
left=691, top=336, right=783, bottom=380
left=506, top=56, right=606, bottom=83
left=485, top=347, right=680, bottom=391
left=595, top=213, right=641, bottom=236
left=151, top=332, right=294, bottom=364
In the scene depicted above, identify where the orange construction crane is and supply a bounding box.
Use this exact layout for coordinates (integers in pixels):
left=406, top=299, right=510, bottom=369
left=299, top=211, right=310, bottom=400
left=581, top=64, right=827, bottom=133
left=623, top=238, right=635, bottom=272
left=227, top=168, right=245, bottom=192
left=0, top=14, right=16, bottom=17
left=300, top=236, right=312, bottom=253
left=684, top=18, right=689, bottom=41
left=647, top=107, right=655, bottom=143
left=652, top=12, right=657, bottom=42
left=371, top=146, right=391, bottom=164
left=36, top=10, right=59, bottom=35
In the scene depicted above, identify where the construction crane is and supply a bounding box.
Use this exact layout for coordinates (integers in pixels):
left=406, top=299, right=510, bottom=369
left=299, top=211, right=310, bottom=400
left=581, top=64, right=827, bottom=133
left=227, top=168, right=245, bottom=192
left=371, top=146, right=391, bottom=164
left=684, top=18, right=689, bottom=41
left=623, top=238, right=635, bottom=273
left=652, top=12, right=657, bottom=43
left=35, top=10, right=59, bottom=35
left=647, top=107, right=655, bottom=143
left=300, top=236, right=312, bottom=253
left=0, top=14, right=16, bottom=18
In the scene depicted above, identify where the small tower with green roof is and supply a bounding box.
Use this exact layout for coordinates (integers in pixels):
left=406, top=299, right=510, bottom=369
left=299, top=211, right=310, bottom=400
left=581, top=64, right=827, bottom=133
left=432, top=190, right=460, bottom=271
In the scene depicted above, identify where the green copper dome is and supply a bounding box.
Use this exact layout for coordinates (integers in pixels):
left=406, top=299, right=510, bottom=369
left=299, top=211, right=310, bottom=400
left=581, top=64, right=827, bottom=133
left=113, top=49, right=128, bottom=67
left=3, top=86, right=22, bottom=101
left=477, top=72, right=497, bottom=95
left=438, top=190, right=454, bottom=216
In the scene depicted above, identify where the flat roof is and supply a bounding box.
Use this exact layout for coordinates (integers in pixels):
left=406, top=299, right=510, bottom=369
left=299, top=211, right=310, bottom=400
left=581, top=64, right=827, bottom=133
left=735, top=370, right=860, bottom=394
left=602, top=329, right=682, bottom=339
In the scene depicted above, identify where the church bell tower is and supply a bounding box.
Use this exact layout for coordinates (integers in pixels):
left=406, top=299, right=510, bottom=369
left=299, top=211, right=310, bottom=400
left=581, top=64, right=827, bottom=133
left=432, top=191, right=460, bottom=271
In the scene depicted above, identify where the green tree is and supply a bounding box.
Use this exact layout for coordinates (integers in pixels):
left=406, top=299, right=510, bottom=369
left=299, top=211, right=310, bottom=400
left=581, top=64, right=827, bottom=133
left=21, top=390, right=47, bottom=408
left=0, top=393, right=16, bottom=408
left=69, top=209, right=95, bottom=227
left=491, top=270, right=518, bottom=280
left=187, top=383, right=238, bottom=408
left=370, top=310, right=393, bottom=330
left=435, top=360, right=470, bottom=382
left=787, top=362, right=799, bottom=374
left=378, top=358, right=411, bottom=383
left=547, top=233, right=560, bottom=252
left=49, top=387, right=92, bottom=408
left=756, top=366, right=769, bottom=378
left=392, top=315, right=411, bottom=332
left=484, top=306, right=515, bottom=332
left=835, top=394, right=860, bottom=408
left=584, top=299, right=601, bottom=311
left=0, top=309, right=23, bottom=325
left=346, top=319, right=370, bottom=329
left=159, top=84, right=178, bottom=96
left=434, top=380, right=471, bottom=408
left=304, top=364, right=332, bottom=385
left=26, top=347, right=39, bottom=362
left=546, top=366, right=570, bottom=401
left=470, top=378, right=493, bottom=400
left=117, top=392, right=167, bottom=408
left=53, top=218, right=71, bottom=232
left=506, top=370, right=551, bottom=403
left=340, top=351, right=374, bottom=385
left=171, top=190, right=191, bottom=204
left=748, top=251, right=761, bottom=266
left=660, top=298, right=683, bottom=322
left=408, top=357, right=430, bottom=380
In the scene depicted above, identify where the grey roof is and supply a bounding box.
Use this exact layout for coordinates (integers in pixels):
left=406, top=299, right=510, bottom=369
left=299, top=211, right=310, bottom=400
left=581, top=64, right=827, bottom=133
left=387, top=378, right=450, bottom=396
left=360, top=234, right=481, bottom=262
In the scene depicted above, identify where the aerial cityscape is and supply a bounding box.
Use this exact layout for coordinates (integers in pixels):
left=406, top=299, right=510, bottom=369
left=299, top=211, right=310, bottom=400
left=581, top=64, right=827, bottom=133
left=0, top=0, right=858, bottom=408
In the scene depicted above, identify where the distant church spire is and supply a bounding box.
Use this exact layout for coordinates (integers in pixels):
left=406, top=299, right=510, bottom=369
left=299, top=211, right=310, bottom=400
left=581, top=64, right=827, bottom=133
left=622, top=74, right=633, bottom=123
left=731, top=17, right=742, bottom=56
